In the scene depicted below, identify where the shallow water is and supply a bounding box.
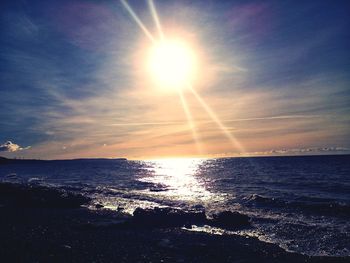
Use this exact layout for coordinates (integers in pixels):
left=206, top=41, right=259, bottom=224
left=1, top=155, right=349, bottom=256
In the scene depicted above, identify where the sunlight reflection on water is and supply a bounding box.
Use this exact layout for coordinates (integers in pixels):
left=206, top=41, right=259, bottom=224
left=90, top=158, right=227, bottom=214
left=139, top=158, right=215, bottom=202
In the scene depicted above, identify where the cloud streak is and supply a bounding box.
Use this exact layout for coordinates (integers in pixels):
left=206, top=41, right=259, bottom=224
left=0, top=0, right=349, bottom=159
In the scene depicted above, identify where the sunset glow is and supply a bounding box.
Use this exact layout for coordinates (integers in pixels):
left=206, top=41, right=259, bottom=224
left=0, top=0, right=348, bottom=159
left=1, top=1, right=349, bottom=260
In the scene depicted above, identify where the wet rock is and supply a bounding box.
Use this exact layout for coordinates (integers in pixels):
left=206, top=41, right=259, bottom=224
left=149, top=187, right=168, bottom=192
left=132, top=207, right=207, bottom=228
left=192, top=204, right=205, bottom=211
left=149, top=183, right=169, bottom=192
left=209, top=211, right=250, bottom=229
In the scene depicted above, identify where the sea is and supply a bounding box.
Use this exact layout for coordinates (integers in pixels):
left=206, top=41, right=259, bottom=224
left=0, top=155, right=349, bottom=257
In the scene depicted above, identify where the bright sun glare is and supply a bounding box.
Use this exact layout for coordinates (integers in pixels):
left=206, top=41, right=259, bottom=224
left=122, top=0, right=244, bottom=155
left=148, top=39, right=196, bottom=89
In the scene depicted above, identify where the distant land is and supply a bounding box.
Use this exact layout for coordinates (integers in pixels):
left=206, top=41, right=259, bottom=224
left=0, top=156, right=127, bottom=164
left=1, top=154, right=350, bottom=165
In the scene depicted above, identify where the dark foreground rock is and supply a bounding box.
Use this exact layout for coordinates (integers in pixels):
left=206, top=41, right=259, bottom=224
left=131, top=207, right=207, bottom=228
left=0, top=183, right=348, bottom=262
left=1, top=208, right=348, bottom=263
left=0, top=182, right=90, bottom=208
left=209, top=210, right=251, bottom=229
left=131, top=208, right=251, bottom=230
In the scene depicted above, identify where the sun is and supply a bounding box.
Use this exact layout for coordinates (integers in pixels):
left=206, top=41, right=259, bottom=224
left=147, top=39, right=196, bottom=89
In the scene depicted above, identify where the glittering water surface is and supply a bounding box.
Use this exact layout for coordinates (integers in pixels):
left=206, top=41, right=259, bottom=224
left=139, top=158, right=219, bottom=201
left=1, top=155, right=349, bottom=256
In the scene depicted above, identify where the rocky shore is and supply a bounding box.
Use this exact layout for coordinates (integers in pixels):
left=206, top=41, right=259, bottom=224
left=0, top=182, right=347, bottom=262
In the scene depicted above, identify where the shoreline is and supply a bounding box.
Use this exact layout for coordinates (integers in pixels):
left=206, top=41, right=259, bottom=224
left=0, top=182, right=348, bottom=262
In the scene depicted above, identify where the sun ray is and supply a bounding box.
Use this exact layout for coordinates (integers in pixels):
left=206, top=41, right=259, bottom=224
left=148, top=0, right=164, bottom=40
left=178, top=89, right=203, bottom=154
left=145, top=0, right=201, bottom=153
left=121, top=0, right=156, bottom=43
left=120, top=0, right=212, bottom=156
left=186, top=83, right=245, bottom=153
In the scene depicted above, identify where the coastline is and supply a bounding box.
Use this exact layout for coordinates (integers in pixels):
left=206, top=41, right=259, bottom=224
left=0, top=182, right=348, bottom=262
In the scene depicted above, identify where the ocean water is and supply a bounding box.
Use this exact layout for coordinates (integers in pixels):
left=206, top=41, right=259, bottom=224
left=1, top=155, right=349, bottom=257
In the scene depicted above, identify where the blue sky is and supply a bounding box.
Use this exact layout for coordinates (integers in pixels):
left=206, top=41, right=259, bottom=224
left=1, top=0, right=349, bottom=159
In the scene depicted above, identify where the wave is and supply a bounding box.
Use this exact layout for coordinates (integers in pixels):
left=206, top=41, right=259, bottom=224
left=245, top=194, right=350, bottom=217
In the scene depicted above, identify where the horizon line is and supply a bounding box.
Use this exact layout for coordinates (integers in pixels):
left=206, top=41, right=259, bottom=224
left=1, top=152, right=349, bottom=162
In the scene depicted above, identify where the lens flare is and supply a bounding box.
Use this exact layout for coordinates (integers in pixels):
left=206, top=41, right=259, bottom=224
left=187, top=83, right=245, bottom=153
left=178, top=89, right=203, bottom=154
left=121, top=0, right=155, bottom=43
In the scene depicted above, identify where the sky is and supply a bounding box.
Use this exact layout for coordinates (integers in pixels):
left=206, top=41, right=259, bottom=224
left=0, top=0, right=349, bottom=159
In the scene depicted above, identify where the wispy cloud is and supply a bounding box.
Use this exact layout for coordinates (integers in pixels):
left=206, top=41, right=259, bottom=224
left=108, top=115, right=322, bottom=127
left=1, top=0, right=349, bottom=159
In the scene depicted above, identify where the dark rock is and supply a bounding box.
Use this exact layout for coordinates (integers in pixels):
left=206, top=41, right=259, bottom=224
left=149, top=187, right=168, bottom=192
left=95, top=204, right=104, bottom=209
left=0, top=182, right=90, bottom=208
left=192, top=204, right=205, bottom=211
left=131, top=207, right=207, bottom=228
left=209, top=211, right=250, bottom=229
left=149, top=183, right=168, bottom=192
